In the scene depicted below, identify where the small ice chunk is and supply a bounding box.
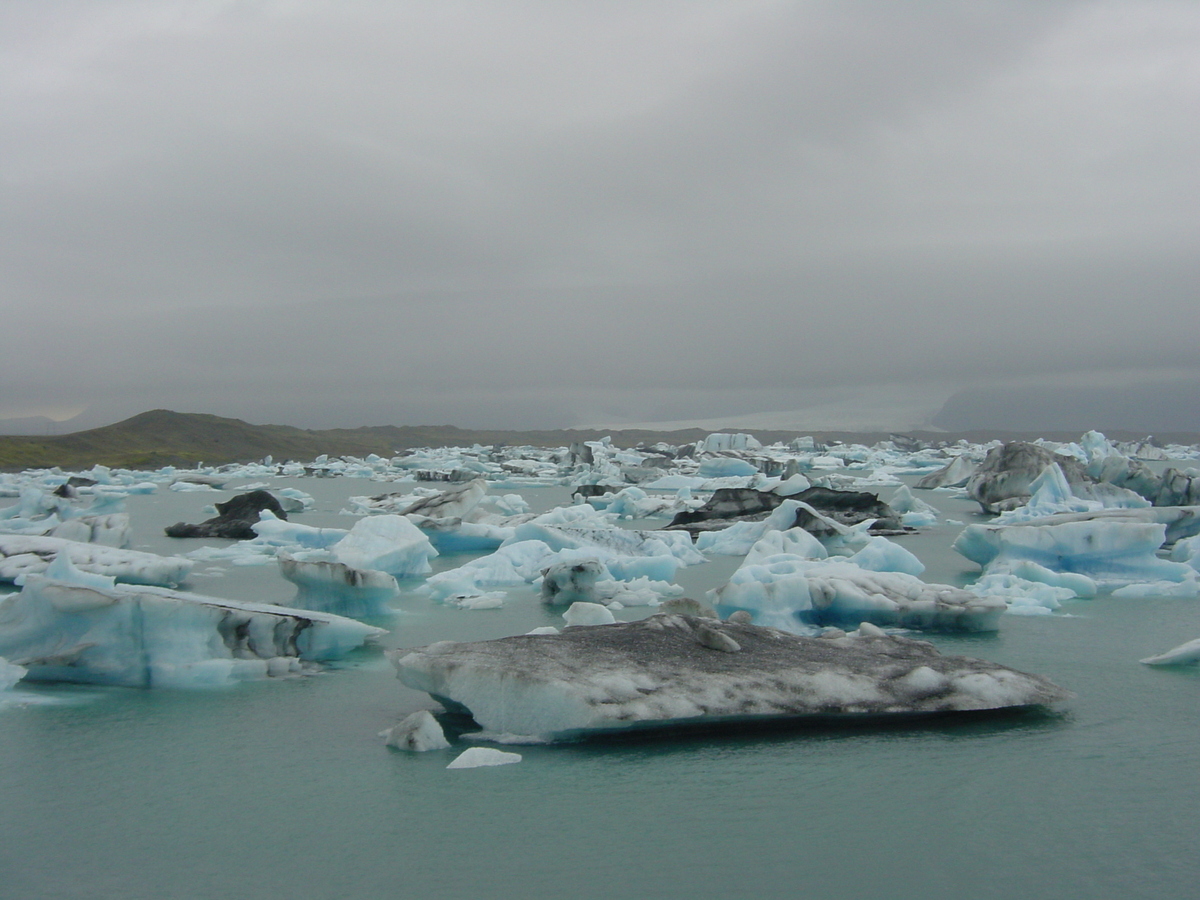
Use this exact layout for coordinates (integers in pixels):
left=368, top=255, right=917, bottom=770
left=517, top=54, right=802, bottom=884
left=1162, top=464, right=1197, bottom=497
left=382, top=710, right=451, bottom=751
left=695, top=624, right=740, bottom=652
left=446, top=747, right=522, bottom=769
left=1140, top=638, right=1200, bottom=666
left=849, top=536, right=925, bottom=576
left=1, top=656, right=26, bottom=691
left=540, top=559, right=603, bottom=606
left=563, top=602, right=616, bottom=627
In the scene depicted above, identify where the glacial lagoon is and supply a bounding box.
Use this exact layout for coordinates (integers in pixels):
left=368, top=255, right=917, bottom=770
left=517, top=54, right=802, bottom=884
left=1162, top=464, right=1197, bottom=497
left=2, top=452, right=1199, bottom=900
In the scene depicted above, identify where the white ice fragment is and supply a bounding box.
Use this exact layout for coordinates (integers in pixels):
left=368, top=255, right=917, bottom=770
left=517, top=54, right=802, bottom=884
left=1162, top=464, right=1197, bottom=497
left=849, top=536, right=925, bottom=576
left=449, top=593, right=506, bottom=610
left=953, top=515, right=1198, bottom=590
left=1140, top=638, right=1200, bottom=666
left=0, top=534, right=192, bottom=587
left=0, top=656, right=26, bottom=691
left=0, top=562, right=385, bottom=687
left=382, top=710, right=451, bottom=751
left=446, top=747, right=522, bottom=769
left=563, top=602, right=616, bottom=627
left=1111, top=578, right=1200, bottom=599
left=330, top=515, right=438, bottom=577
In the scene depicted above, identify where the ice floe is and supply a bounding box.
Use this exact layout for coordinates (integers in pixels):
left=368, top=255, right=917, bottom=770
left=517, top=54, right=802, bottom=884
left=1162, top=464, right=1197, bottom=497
left=0, top=534, right=193, bottom=587
left=712, top=555, right=1004, bottom=633
left=392, top=615, right=1069, bottom=742
left=1140, top=638, right=1200, bottom=666
left=0, top=555, right=384, bottom=687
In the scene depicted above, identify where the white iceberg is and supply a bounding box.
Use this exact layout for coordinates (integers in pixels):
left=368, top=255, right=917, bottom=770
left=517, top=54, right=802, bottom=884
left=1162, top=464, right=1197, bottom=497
left=328, top=515, right=438, bottom=577
left=0, top=534, right=193, bottom=587
left=953, top=517, right=1195, bottom=590
left=562, top=601, right=617, bottom=627
left=1, top=655, right=26, bottom=691
left=381, top=709, right=451, bottom=751
left=446, top=747, right=522, bottom=768
left=1140, top=638, right=1200, bottom=666
left=712, top=558, right=1004, bottom=633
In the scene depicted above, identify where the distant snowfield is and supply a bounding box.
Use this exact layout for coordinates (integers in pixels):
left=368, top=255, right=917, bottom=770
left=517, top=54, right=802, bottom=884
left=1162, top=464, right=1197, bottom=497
left=582, top=390, right=949, bottom=434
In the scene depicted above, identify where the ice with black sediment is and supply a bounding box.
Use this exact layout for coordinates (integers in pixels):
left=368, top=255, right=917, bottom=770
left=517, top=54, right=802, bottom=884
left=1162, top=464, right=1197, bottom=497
left=0, top=533, right=192, bottom=586
left=0, top=553, right=384, bottom=687
left=392, top=615, right=1069, bottom=742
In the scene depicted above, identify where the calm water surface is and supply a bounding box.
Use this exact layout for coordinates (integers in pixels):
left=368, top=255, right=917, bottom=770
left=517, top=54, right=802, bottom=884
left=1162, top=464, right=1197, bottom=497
left=2, top=475, right=1198, bottom=899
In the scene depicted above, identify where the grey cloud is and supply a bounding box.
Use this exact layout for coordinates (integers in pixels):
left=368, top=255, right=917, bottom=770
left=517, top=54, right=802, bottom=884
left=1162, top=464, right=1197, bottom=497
left=2, top=1, right=1198, bottom=432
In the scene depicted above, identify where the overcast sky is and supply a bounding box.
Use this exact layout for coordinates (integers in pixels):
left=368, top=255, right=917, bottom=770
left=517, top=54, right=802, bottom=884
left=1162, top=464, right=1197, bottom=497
left=2, top=1, right=1198, bottom=432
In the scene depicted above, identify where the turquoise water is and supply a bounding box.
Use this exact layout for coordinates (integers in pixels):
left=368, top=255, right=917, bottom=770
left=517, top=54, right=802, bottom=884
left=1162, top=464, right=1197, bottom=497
left=2, top=477, right=1198, bottom=899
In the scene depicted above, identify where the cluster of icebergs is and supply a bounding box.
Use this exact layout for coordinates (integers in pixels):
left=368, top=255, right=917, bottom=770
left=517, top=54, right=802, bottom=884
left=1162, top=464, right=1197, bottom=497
left=3, top=429, right=1199, bottom=744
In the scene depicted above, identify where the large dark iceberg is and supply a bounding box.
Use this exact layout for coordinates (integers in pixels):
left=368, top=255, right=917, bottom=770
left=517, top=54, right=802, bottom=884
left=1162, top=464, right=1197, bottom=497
left=392, top=614, right=1069, bottom=741
left=665, top=487, right=903, bottom=535
left=166, top=490, right=287, bottom=540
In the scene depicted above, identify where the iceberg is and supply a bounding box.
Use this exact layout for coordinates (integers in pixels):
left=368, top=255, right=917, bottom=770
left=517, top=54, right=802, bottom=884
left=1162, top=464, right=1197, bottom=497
left=697, top=457, right=759, bottom=478
left=47, top=513, right=133, bottom=548
left=1, top=656, right=25, bottom=691
left=914, top=455, right=976, bottom=489
left=1155, top=468, right=1200, bottom=507
left=0, top=555, right=385, bottom=687
left=392, top=615, right=1069, bottom=742
left=966, top=443, right=1090, bottom=513
left=381, top=709, right=451, bottom=751
left=166, top=490, right=289, bottom=539
left=325, top=515, right=437, bottom=577
left=400, top=479, right=489, bottom=519
left=540, top=559, right=604, bottom=606
left=277, top=552, right=400, bottom=617
left=991, top=464, right=1149, bottom=525
left=562, top=601, right=617, bottom=626
left=888, top=485, right=939, bottom=528
left=276, top=488, right=315, bottom=512
left=251, top=512, right=347, bottom=550
left=446, top=748, right=522, bottom=768
left=953, top=515, right=1198, bottom=589
left=665, top=486, right=901, bottom=535
left=0, top=534, right=193, bottom=587
left=712, top=558, right=1004, bottom=633
left=1140, top=638, right=1200, bottom=666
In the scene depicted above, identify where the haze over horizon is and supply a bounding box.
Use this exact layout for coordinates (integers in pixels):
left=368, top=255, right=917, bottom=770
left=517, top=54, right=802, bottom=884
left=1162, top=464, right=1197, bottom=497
left=3, top=2, right=1197, bottom=434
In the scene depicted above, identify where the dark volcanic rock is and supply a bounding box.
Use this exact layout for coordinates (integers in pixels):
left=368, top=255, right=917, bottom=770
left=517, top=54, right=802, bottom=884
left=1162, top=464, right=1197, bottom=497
left=392, top=614, right=1070, bottom=741
left=165, top=490, right=287, bottom=540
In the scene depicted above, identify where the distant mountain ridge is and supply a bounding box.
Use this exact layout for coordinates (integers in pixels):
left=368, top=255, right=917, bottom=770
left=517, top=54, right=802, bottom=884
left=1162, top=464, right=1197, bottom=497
left=0, top=409, right=1196, bottom=471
